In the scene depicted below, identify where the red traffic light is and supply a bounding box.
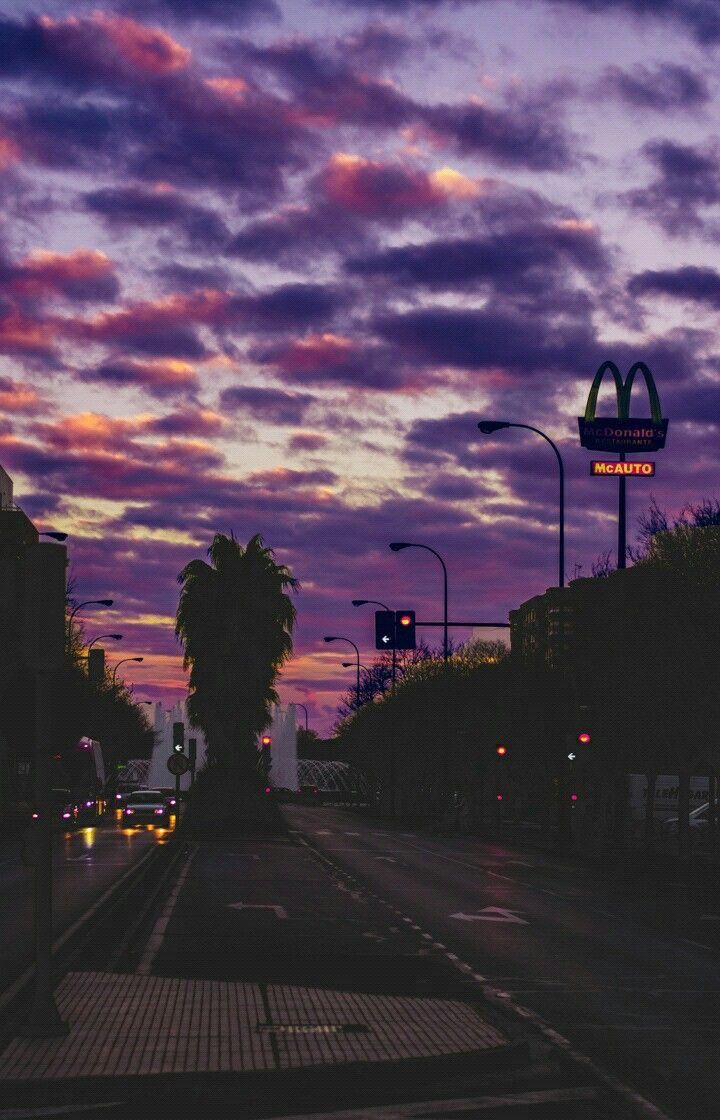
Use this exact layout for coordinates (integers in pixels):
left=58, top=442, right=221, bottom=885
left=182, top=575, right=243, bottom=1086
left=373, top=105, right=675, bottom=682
left=570, top=793, right=579, bottom=801
left=495, top=745, right=508, bottom=757
left=399, top=614, right=412, bottom=627
left=496, top=793, right=504, bottom=801
left=577, top=731, right=591, bottom=745
left=261, top=735, right=272, bottom=747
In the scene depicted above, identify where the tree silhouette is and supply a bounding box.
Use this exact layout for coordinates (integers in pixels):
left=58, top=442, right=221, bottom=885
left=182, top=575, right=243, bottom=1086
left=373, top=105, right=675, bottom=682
left=176, top=533, right=298, bottom=830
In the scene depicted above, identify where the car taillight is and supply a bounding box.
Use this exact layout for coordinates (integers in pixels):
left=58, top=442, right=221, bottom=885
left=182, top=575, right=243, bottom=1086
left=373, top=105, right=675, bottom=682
left=116, top=794, right=122, bottom=800
left=169, top=798, right=176, bottom=805
left=32, top=812, right=39, bottom=819
left=86, top=800, right=93, bottom=808
left=125, top=808, right=134, bottom=815
left=154, top=808, right=164, bottom=815
left=62, top=812, right=71, bottom=819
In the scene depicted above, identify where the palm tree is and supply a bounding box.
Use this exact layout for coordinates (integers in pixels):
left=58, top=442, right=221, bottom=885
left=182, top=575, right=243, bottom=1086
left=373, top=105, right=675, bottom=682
left=176, top=533, right=298, bottom=828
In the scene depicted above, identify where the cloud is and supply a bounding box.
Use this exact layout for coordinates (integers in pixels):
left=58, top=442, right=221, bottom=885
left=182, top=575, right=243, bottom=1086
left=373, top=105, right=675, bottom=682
left=1, top=248, right=120, bottom=304
left=0, top=12, right=190, bottom=87
left=255, top=333, right=416, bottom=389
left=600, top=63, right=709, bottom=112
left=318, top=153, right=480, bottom=218
left=218, top=385, right=316, bottom=424
left=287, top=430, right=329, bottom=451
left=338, top=0, right=720, bottom=46
left=83, top=184, right=230, bottom=248
left=226, top=203, right=369, bottom=265
left=374, top=304, right=599, bottom=375
left=145, top=407, right=225, bottom=436
left=80, top=357, right=200, bottom=396
left=347, top=220, right=606, bottom=290
left=628, top=265, right=720, bottom=307
left=622, top=139, right=720, bottom=237
left=0, top=376, right=49, bottom=415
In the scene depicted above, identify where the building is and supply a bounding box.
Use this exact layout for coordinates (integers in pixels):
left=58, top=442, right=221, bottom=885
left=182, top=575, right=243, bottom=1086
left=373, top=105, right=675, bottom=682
left=0, top=467, right=68, bottom=809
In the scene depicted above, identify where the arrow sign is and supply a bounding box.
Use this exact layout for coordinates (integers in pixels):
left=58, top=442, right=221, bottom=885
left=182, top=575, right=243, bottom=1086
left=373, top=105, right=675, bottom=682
left=228, top=903, right=288, bottom=918
left=567, top=752, right=576, bottom=760
left=450, top=907, right=528, bottom=925
left=382, top=634, right=390, bottom=644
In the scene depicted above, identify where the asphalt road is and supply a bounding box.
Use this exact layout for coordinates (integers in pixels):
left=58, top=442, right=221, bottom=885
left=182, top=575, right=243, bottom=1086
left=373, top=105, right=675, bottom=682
left=285, top=804, right=720, bottom=1120
left=0, top=811, right=174, bottom=994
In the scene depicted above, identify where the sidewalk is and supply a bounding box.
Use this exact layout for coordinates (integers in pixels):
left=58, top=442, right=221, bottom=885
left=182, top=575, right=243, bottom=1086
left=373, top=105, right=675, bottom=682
left=0, top=834, right=560, bottom=1117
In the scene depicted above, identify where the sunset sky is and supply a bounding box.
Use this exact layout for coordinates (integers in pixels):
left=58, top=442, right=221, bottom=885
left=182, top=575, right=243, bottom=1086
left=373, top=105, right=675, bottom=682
left=1, top=0, right=719, bottom=734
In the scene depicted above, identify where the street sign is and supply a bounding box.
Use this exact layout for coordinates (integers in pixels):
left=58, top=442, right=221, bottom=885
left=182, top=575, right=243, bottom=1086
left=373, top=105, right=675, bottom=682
left=167, top=753, right=189, bottom=776
left=591, top=460, right=655, bottom=476
left=375, top=610, right=395, bottom=650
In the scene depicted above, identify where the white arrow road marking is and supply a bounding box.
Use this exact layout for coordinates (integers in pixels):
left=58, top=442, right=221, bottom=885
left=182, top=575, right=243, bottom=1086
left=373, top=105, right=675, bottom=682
left=375, top=856, right=397, bottom=863
left=451, top=907, right=528, bottom=924
left=227, top=903, right=288, bottom=918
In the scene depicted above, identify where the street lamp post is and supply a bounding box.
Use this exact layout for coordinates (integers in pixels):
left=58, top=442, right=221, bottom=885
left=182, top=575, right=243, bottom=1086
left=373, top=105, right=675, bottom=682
left=389, top=543, right=449, bottom=662
left=86, top=634, right=122, bottom=655
left=352, top=598, right=397, bottom=690
left=40, top=532, right=68, bottom=541
left=67, top=599, right=114, bottom=635
left=478, top=421, right=565, bottom=589
left=323, top=636, right=361, bottom=709
left=294, top=702, right=309, bottom=732
left=112, top=657, right=144, bottom=688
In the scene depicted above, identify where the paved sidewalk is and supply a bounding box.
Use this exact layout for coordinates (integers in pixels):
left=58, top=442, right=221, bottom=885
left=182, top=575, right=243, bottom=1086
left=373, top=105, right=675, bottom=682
left=0, top=971, right=506, bottom=1081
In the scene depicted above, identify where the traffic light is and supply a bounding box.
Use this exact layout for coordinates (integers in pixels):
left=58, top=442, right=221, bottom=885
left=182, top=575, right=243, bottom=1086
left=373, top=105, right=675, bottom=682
left=577, top=731, right=591, bottom=745
left=394, top=610, right=416, bottom=650
left=495, top=744, right=508, bottom=757
left=172, top=722, right=185, bottom=753
left=375, top=610, right=396, bottom=650
left=261, top=734, right=272, bottom=748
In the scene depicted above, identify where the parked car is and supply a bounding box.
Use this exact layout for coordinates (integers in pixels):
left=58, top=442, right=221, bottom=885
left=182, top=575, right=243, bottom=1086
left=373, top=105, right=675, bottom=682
left=28, top=788, right=78, bottom=830
left=122, top=789, right=170, bottom=827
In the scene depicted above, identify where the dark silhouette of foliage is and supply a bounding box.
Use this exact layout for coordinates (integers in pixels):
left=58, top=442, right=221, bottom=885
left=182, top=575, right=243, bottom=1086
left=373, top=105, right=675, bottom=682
left=176, top=533, right=298, bottom=831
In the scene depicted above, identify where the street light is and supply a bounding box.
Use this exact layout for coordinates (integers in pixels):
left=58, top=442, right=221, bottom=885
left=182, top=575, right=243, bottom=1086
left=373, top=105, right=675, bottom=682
left=342, top=661, right=369, bottom=671
left=87, top=633, right=122, bottom=650
left=478, top=420, right=565, bottom=589
left=352, top=598, right=397, bottom=689
left=294, top=702, right=309, bottom=732
left=323, top=635, right=361, bottom=709
left=389, top=543, right=448, bottom=662
left=112, top=657, right=144, bottom=688
left=40, top=532, right=68, bottom=541
left=68, top=599, right=114, bottom=627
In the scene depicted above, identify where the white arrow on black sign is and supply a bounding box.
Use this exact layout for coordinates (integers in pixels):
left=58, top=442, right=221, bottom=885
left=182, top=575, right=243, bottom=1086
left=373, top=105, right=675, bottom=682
left=382, top=634, right=390, bottom=644
left=450, top=907, right=527, bottom=924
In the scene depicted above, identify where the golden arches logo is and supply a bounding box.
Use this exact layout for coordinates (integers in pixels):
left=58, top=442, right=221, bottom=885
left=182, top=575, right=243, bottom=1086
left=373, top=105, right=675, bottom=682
left=578, top=360, right=668, bottom=453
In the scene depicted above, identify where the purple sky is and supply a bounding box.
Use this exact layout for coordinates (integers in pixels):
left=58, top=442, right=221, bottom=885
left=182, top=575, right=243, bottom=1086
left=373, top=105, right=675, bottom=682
left=0, top=0, right=718, bottom=734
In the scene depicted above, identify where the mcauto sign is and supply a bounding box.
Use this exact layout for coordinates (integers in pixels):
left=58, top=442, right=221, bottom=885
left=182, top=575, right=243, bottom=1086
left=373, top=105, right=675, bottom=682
left=591, top=460, right=655, bottom=476
left=578, top=361, right=668, bottom=453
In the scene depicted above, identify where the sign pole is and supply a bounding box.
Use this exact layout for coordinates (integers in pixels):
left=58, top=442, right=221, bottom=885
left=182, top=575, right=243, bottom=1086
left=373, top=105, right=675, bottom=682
left=618, top=452, right=626, bottom=569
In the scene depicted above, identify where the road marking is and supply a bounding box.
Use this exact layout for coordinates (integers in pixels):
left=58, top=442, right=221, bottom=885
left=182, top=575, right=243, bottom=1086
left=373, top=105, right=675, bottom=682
left=136, top=846, right=196, bottom=975
left=345, top=831, right=360, bottom=836
left=227, top=903, right=288, bottom=919
left=268, top=1086, right=601, bottom=1118
left=505, top=860, right=535, bottom=868
left=0, top=1105, right=121, bottom=1118
left=682, top=938, right=714, bottom=951
left=376, top=856, right=397, bottom=863
left=315, top=830, right=332, bottom=835
left=451, top=907, right=528, bottom=925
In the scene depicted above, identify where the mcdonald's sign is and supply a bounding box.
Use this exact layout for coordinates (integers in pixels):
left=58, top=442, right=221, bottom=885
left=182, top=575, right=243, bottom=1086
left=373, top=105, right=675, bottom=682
left=591, top=460, right=655, bottom=476
left=578, top=361, right=669, bottom=453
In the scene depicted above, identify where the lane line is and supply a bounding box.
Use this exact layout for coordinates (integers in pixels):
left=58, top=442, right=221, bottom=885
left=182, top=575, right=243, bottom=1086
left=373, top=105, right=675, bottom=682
left=136, top=846, right=196, bottom=975
left=0, top=838, right=159, bottom=1013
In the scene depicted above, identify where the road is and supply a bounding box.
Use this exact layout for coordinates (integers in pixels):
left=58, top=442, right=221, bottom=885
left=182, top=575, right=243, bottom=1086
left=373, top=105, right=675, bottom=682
left=285, top=804, right=720, bottom=1120
left=0, top=811, right=174, bottom=995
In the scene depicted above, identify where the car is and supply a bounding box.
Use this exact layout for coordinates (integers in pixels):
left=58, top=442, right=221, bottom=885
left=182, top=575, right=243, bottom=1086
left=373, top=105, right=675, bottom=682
left=114, top=783, right=147, bottom=809
left=28, top=788, right=78, bottom=830
left=156, top=787, right=180, bottom=812
left=122, top=789, right=170, bottom=827
left=661, top=802, right=710, bottom=835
